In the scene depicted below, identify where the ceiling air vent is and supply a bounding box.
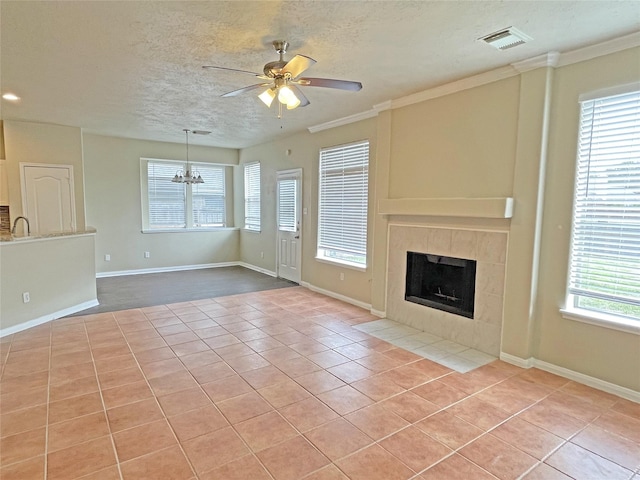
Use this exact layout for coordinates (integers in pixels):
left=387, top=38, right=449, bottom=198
left=480, top=27, right=532, bottom=50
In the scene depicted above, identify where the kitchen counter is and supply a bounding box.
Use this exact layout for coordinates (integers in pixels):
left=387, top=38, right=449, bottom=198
left=0, top=229, right=98, bottom=336
left=0, top=227, right=96, bottom=244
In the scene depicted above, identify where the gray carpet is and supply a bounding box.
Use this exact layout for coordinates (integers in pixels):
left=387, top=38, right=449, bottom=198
left=70, top=266, right=296, bottom=315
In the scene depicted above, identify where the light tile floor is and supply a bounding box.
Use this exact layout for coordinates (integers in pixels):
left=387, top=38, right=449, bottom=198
left=353, top=319, right=497, bottom=373
left=1, top=286, right=639, bottom=480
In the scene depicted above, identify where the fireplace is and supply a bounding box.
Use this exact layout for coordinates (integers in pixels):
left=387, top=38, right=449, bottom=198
left=405, top=251, right=477, bottom=319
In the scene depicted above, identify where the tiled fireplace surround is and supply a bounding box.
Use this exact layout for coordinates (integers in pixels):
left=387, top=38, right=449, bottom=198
left=386, top=224, right=508, bottom=357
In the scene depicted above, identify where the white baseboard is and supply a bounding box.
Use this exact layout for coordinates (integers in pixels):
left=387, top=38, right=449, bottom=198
left=370, top=308, right=386, bottom=318
left=500, top=352, right=640, bottom=403
left=534, top=359, right=640, bottom=403
left=96, top=262, right=240, bottom=278
left=237, top=262, right=277, bottom=278
left=299, top=281, right=372, bottom=311
left=500, top=352, right=535, bottom=368
left=0, top=299, right=99, bottom=338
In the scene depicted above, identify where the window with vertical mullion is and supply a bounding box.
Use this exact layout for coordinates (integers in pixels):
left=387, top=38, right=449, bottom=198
left=146, top=159, right=225, bottom=230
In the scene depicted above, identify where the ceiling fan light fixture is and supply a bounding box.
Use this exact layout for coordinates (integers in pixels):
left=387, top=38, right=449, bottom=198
left=259, top=88, right=276, bottom=107
left=286, top=97, right=301, bottom=110
left=278, top=85, right=300, bottom=109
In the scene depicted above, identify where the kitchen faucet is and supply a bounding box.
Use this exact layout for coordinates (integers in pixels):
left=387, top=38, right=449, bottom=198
left=11, top=216, right=30, bottom=235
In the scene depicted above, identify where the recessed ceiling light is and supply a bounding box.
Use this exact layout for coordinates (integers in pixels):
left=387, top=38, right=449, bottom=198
left=2, top=93, right=20, bottom=101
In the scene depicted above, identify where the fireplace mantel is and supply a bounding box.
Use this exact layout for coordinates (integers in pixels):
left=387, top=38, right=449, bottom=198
left=378, top=197, right=514, bottom=219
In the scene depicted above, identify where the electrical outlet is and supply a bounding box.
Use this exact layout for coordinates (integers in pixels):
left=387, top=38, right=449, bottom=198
left=260, top=251, right=264, bottom=259
left=22, top=292, right=30, bottom=303
left=339, top=272, right=345, bottom=281
left=104, top=254, right=111, bottom=261
left=144, top=251, right=150, bottom=258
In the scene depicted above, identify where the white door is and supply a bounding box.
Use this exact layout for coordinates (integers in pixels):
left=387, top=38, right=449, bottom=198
left=277, top=169, right=302, bottom=283
left=21, top=164, right=76, bottom=235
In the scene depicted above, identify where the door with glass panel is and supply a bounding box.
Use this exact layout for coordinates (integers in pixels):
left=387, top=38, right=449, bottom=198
left=276, top=169, right=302, bottom=283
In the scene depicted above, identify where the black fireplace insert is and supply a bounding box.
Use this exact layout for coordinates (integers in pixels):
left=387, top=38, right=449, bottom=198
left=405, top=251, right=476, bottom=318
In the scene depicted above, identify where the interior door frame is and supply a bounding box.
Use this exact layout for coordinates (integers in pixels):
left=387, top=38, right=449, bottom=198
left=20, top=162, right=77, bottom=233
left=276, top=168, right=303, bottom=283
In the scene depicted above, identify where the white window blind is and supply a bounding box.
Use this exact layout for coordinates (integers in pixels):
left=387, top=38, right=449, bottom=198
left=146, top=160, right=225, bottom=230
left=148, top=161, right=186, bottom=228
left=192, top=165, right=225, bottom=227
left=278, top=178, right=297, bottom=232
left=317, top=140, right=369, bottom=268
left=568, top=89, right=640, bottom=320
left=244, top=162, right=261, bottom=231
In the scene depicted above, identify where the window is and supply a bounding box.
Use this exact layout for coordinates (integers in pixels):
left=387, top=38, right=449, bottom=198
left=278, top=178, right=297, bottom=232
left=244, top=162, right=261, bottom=231
left=566, top=88, right=640, bottom=323
left=317, top=140, right=369, bottom=268
left=145, top=159, right=225, bottom=230
left=148, top=161, right=185, bottom=228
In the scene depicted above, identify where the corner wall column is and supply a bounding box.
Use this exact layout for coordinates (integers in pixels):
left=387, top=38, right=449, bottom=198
left=501, top=61, right=556, bottom=361
left=370, top=109, right=392, bottom=315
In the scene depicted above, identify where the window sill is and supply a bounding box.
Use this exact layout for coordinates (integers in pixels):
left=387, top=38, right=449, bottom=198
left=142, top=227, right=239, bottom=234
left=560, top=307, right=640, bottom=335
left=315, top=256, right=367, bottom=272
left=243, top=228, right=262, bottom=234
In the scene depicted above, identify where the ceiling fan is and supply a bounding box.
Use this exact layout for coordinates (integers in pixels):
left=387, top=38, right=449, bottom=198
left=203, top=40, right=362, bottom=113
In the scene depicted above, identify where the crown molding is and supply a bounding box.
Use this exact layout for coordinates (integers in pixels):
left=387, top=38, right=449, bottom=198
left=308, top=32, right=640, bottom=134
left=557, top=30, right=640, bottom=67
left=511, top=52, right=560, bottom=73
left=390, top=65, right=518, bottom=110
left=308, top=108, right=379, bottom=133
left=373, top=100, right=393, bottom=113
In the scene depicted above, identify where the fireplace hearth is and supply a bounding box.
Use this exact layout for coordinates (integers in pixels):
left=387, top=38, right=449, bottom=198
left=405, top=251, right=476, bottom=318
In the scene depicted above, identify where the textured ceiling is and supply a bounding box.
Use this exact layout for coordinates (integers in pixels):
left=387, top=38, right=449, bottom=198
left=1, top=1, right=639, bottom=148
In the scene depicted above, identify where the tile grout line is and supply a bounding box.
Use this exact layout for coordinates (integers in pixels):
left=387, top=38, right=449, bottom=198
left=44, top=324, right=52, bottom=480
left=117, top=306, right=202, bottom=479
left=85, top=311, right=125, bottom=480
left=175, top=299, right=280, bottom=479
left=4, top=287, right=639, bottom=480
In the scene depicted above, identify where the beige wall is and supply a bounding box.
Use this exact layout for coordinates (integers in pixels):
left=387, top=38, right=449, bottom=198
left=0, top=235, right=97, bottom=332
left=3, top=120, right=86, bottom=229
left=83, top=134, right=240, bottom=273
left=388, top=76, right=520, bottom=199
left=534, top=47, right=640, bottom=390
left=238, top=118, right=377, bottom=305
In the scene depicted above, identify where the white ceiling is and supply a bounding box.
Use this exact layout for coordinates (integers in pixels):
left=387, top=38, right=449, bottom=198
left=1, top=1, right=639, bottom=149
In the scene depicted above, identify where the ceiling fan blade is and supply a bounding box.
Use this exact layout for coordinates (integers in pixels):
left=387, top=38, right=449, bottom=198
left=289, top=85, right=310, bottom=107
left=296, top=77, right=362, bottom=91
left=203, top=65, right=270, bottom=79
left=281, top=54, right=316, bottom=79
left=221, top=83, right=271, bottom=97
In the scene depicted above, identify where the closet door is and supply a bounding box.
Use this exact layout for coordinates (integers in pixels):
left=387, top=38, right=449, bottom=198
left=21, top=164, right=76, bottom=235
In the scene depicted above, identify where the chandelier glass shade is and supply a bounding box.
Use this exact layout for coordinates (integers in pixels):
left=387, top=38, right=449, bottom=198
left=172, top=129, right=204, bottom=184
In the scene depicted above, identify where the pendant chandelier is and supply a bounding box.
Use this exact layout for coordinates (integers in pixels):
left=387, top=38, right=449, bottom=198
left=172, top=129, right=204, bottom=184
